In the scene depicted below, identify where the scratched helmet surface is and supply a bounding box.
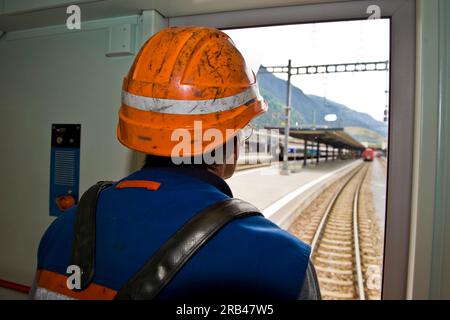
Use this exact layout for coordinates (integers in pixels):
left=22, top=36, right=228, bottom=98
left=117, top=26, right=267, bottom=157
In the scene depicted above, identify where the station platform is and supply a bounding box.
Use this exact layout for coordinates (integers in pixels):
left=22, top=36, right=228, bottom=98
left=228, top=159, right=362, bottom=229
left=370, top=157, right=387, bottom=230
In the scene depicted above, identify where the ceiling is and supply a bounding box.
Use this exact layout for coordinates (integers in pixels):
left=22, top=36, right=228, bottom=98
left=0, top=0, right=352, bottom=32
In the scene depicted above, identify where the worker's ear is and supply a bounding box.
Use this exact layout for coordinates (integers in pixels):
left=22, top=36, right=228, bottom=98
left=234, top=135, right=239, bottom=161
left=221, top=136, right=239, bottom=179
left=224, top=135, right=239, bottom=165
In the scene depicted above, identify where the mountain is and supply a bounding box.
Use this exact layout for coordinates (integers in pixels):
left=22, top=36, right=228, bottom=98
left=344, top=127, right=387, bottom=148
left=252, top=67, right=388, bottom=139
left=257, top=87, right=304, bottom=128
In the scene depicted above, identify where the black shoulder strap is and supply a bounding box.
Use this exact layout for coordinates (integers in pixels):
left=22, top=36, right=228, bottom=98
left=71, top=181, right=113, bottom=290
left=114, top=198, right=262, bottom=300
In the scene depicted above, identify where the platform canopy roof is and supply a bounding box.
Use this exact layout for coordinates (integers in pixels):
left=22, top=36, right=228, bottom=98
left=265, top=127, right=365, bottom=150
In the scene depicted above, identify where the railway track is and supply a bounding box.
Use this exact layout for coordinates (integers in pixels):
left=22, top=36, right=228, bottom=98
left=289, top=162, right=383, bottom=299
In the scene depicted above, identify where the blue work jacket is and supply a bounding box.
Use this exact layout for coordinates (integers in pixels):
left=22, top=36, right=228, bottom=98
left=33, top=166, right=312, bottom=300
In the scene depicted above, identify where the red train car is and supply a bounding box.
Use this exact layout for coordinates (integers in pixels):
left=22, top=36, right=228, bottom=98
left=363, top=148, right=375, bottom=161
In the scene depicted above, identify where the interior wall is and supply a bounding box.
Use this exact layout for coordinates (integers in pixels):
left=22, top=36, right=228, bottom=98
left=409, top=0, right=450, bottom=300
left=430, top=0, right=450, bottom=299
left=408, top=0, right=438, bottom=299
left=0, top=11, right=165, bottom=299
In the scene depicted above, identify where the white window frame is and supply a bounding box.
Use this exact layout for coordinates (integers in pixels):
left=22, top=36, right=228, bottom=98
left=169, top=0, right=416, bottom=300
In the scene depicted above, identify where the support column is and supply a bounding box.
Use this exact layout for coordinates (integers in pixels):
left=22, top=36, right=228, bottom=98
left=308, top=140, right=312, bottom=164
left=325, top=144, right=328, bottom=162
left=316, top=140, right=320, bottom=164
left=303, top=139, right=308, bottom=167
left=281, top=59, right=292, bottom=175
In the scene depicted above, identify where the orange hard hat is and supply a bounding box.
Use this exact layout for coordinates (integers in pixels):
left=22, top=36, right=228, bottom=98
left=117, top=26, right=267, bottom=157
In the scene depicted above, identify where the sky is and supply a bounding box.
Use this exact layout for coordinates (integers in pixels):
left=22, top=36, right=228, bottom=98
left=224, top=19, right=390, bottom=122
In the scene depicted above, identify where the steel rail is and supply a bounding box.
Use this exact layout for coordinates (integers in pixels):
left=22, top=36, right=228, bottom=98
left=310, top=163, right=364, bottom=253
left=309, top=162, right=368, bottom=300
left=353, top=166, right=369, bottom=300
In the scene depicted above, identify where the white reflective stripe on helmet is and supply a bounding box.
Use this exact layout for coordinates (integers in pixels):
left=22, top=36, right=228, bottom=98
left=122, top=85, right=260, bottom=115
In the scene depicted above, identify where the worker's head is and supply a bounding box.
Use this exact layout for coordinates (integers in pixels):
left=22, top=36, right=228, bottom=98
left=117, top=26, right=267, bottom=178
left=143, top=134, right=241, bottom=179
